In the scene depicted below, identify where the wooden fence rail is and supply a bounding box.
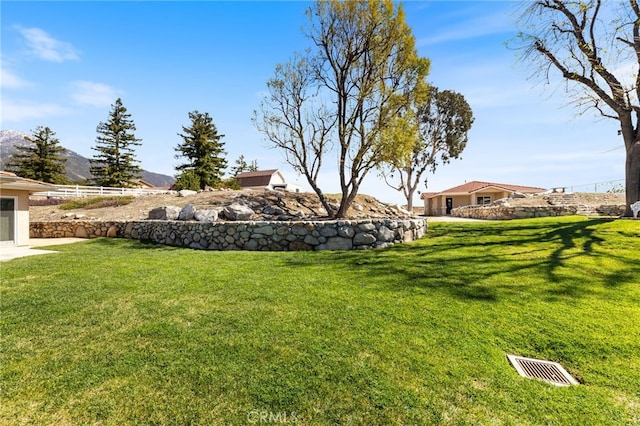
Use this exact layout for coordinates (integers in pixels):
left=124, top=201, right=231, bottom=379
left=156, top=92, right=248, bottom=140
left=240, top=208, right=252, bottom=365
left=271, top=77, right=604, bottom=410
left=32, top=185, right=175, bottom=198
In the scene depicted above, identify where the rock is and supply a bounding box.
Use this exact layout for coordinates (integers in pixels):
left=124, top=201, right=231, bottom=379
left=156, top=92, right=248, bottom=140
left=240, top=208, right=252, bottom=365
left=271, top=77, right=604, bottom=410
left=337, top=225, right=355, bottom=238
left=377, top=226, right=395, bottom=242
left=178, top=204, right=197, bottom=221
left=222, top=204, right=255, bottom=221
left=106, top=225, right=119, bottom=237
left=74, top=226, right=88, bottom=238
left=178, top=190, right=197, bottom=197
left=290, top=241, right=313, bottom=251
left=194, top=209, right=219, bottom=222
left=353, top=232, right=376, bottom=245
left=263, top=205, right=284, bottom=216
left=320, top=237, right=353, bottom=251
left=149, top=206, right=181, bottom=220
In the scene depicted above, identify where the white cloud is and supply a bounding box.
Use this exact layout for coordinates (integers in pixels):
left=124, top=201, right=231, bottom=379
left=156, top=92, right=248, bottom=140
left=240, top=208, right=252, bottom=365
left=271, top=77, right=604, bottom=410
left=16, top=26, right=80, bottom=62
left=417, top=11, right=514, bottom=46
left=1, top=99, right=69, bottom=122
left=70, top=81, right=121, bottom=107
left=0, top=66, right=31, bottom=89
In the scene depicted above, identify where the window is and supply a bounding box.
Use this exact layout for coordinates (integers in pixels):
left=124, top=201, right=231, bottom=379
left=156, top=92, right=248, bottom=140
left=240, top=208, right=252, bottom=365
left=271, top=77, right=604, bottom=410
left=476, top=196, right=491, bottom=205
left=0, top=197, right=16, bottom=244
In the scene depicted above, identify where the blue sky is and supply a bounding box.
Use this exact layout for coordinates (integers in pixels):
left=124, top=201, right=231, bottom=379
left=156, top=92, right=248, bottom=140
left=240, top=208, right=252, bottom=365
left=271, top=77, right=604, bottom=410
left=1, top=1, right=625, bottom=204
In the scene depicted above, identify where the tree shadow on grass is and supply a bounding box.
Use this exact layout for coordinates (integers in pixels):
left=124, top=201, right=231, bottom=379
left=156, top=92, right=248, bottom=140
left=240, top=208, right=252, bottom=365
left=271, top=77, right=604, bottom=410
left=285, top=218, right=637, bottom=303
left=78, top=237, right=184, bottom=252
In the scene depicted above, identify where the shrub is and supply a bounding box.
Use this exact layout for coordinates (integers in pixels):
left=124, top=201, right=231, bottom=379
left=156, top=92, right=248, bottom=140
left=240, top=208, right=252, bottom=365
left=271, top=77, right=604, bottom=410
left=59, top=196, right=134, bottom=210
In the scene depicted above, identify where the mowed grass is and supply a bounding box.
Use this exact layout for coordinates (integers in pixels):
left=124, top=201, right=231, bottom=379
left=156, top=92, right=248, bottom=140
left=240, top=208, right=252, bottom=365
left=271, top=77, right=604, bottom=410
left=1, top=216, right=639, bottom=425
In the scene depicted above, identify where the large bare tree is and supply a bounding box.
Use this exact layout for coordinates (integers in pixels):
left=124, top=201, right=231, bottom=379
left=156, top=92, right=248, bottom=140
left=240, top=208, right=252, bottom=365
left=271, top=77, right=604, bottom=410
left=515, top=0, right=640, bottom=216
left=254, top=0, right=430, bottom=218
left=254, top=54, right=337, bottom=215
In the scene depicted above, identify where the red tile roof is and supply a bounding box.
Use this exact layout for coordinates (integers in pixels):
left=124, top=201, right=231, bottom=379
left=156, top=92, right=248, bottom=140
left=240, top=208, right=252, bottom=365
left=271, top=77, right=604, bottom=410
left=421, top=181, right=546, bottom=199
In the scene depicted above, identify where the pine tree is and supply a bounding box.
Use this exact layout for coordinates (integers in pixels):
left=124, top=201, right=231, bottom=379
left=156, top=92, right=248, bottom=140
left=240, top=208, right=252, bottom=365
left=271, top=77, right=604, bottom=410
left=8, top=126, right=68, bottom=184
left=231, top=155, right=248, bottom=176
left=175, top=111, right=227, bottom=189
left=231, top=155, right=259, bottom=175
left=90, top=98, right=142, bottom=187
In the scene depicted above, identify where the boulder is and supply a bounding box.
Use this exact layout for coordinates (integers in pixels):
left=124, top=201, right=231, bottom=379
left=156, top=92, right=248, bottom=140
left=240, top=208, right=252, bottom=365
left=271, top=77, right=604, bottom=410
left=320, top=237, right=353, bottom=251
left=178, top=190, right=197, bottom=197
left=263, top=205, right=284, bottom=216
left=106, top=225, right=119, bottom=237
left=178, top=204, right=197, bottom=221
left=194, top=209, right=219, bottom=222
left=222, top=204, right=255, bottom=221
left=377, top=226, right=395, bottom=242
left=148, top=206, right=181, bottom=220
left=353, top=232, right=376, bottom=246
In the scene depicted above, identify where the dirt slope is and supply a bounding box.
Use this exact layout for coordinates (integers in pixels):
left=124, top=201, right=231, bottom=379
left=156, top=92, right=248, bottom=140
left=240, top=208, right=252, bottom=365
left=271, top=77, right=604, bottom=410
left=29, top=190, right=413, bottom=222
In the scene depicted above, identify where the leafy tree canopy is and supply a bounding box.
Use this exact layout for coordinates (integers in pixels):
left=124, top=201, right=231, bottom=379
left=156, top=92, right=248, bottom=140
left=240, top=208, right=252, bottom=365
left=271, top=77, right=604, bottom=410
left=382, top=85, right=474, bottom=211
left=255, top=0, right=430, bottom=218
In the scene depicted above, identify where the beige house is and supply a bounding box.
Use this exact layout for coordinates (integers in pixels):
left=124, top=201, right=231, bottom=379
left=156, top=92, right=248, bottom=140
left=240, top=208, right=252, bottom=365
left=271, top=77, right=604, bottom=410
left=0, top=171, right=55, bottom=246
left=421, top=180, right=546, bottom=216
left=235, top=169, right=302, bottom=192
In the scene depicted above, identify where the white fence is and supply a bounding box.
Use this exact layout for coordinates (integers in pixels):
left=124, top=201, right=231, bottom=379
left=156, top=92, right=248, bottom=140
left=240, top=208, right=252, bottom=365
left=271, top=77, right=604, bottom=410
left=567, top=179, right=624, bottom=193
left=32, top=184, right=176, bottom=198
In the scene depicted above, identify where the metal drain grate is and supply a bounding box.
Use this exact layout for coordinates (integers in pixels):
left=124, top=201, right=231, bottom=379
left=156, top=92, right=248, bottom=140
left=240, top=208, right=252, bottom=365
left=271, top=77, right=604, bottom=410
left=507, top=354, right=579, bottom=386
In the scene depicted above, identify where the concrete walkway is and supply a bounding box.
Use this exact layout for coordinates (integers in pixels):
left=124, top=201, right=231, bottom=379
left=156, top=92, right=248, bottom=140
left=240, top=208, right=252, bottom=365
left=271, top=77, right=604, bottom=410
left=0, top=238, right=86, bottom=262
left=426, top=216, right=489, bottom=222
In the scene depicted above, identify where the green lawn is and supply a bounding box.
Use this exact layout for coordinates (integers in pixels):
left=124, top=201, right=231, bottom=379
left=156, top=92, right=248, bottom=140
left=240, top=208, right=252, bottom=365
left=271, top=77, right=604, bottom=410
left=1, top=216, right=639, bottom=425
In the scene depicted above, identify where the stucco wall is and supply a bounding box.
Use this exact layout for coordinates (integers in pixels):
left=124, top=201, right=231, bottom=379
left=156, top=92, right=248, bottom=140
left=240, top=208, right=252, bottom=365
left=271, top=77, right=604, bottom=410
left=30, top=218, right=427, bottom=251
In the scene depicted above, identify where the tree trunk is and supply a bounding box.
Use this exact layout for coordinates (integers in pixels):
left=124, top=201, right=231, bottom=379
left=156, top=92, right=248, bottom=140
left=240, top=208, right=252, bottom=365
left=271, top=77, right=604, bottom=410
left=406, top=191, right=414, bottom=212
left=335, top=189, right=356, bottom=219
left=625, top=139, right=640, bottom=216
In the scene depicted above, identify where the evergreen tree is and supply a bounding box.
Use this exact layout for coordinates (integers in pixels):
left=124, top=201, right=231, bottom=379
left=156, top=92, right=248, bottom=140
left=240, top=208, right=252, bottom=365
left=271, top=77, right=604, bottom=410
left=90, top=98, right=142, bottom=187
left=231, top=155, right=258, bottom=175
left=231, top=155, right=249, bottom=176
left=8, top=126, right=68, bottom=184
left=175, top=111, right=227, bottom=189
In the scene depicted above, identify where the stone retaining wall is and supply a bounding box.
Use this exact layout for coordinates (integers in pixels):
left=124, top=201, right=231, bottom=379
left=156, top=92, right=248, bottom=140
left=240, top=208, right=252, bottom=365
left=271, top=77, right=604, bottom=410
left=451, top=204, right=625, bottom=220
left=30, top=218, right=427, bottom=251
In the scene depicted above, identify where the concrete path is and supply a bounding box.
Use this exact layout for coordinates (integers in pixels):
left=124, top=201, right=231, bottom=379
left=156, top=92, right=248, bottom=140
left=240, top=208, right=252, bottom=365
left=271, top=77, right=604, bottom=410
left=426, top=216, right=489, bottom=222
left=0, top=238, right=86, bottom=262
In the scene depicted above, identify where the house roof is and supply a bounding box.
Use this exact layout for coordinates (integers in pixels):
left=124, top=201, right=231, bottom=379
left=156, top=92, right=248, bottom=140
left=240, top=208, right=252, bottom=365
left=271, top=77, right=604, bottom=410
left=0, top=171, right=57, bottom=192
left=235, top=169, right=280, bottom=188
left=420, top=180, right=546, bottom=199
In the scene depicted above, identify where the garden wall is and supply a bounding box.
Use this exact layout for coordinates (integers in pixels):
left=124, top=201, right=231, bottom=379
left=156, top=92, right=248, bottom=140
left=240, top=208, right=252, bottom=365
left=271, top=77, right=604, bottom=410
left=30, top=218, right=427, bottom=251
left=451, top=204, right=625, bottom=220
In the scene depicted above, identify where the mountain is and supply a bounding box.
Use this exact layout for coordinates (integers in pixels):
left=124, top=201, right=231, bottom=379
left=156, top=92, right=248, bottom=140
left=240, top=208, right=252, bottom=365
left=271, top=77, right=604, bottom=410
left=0, top=130, right=175, bottom=187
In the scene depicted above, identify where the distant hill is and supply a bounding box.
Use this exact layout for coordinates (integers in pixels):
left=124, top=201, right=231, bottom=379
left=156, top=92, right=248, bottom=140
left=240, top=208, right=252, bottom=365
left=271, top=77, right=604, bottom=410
left=0, top=130, right=175, bottom=187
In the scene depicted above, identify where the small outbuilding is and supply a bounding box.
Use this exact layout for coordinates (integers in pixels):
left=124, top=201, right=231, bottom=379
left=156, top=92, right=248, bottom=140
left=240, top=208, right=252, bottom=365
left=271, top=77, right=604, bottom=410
left=0, top=171, right=55, bottom=246
left=421, top=180, right=546, bottom=216
left=235, top=169, right=302, bottom=193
